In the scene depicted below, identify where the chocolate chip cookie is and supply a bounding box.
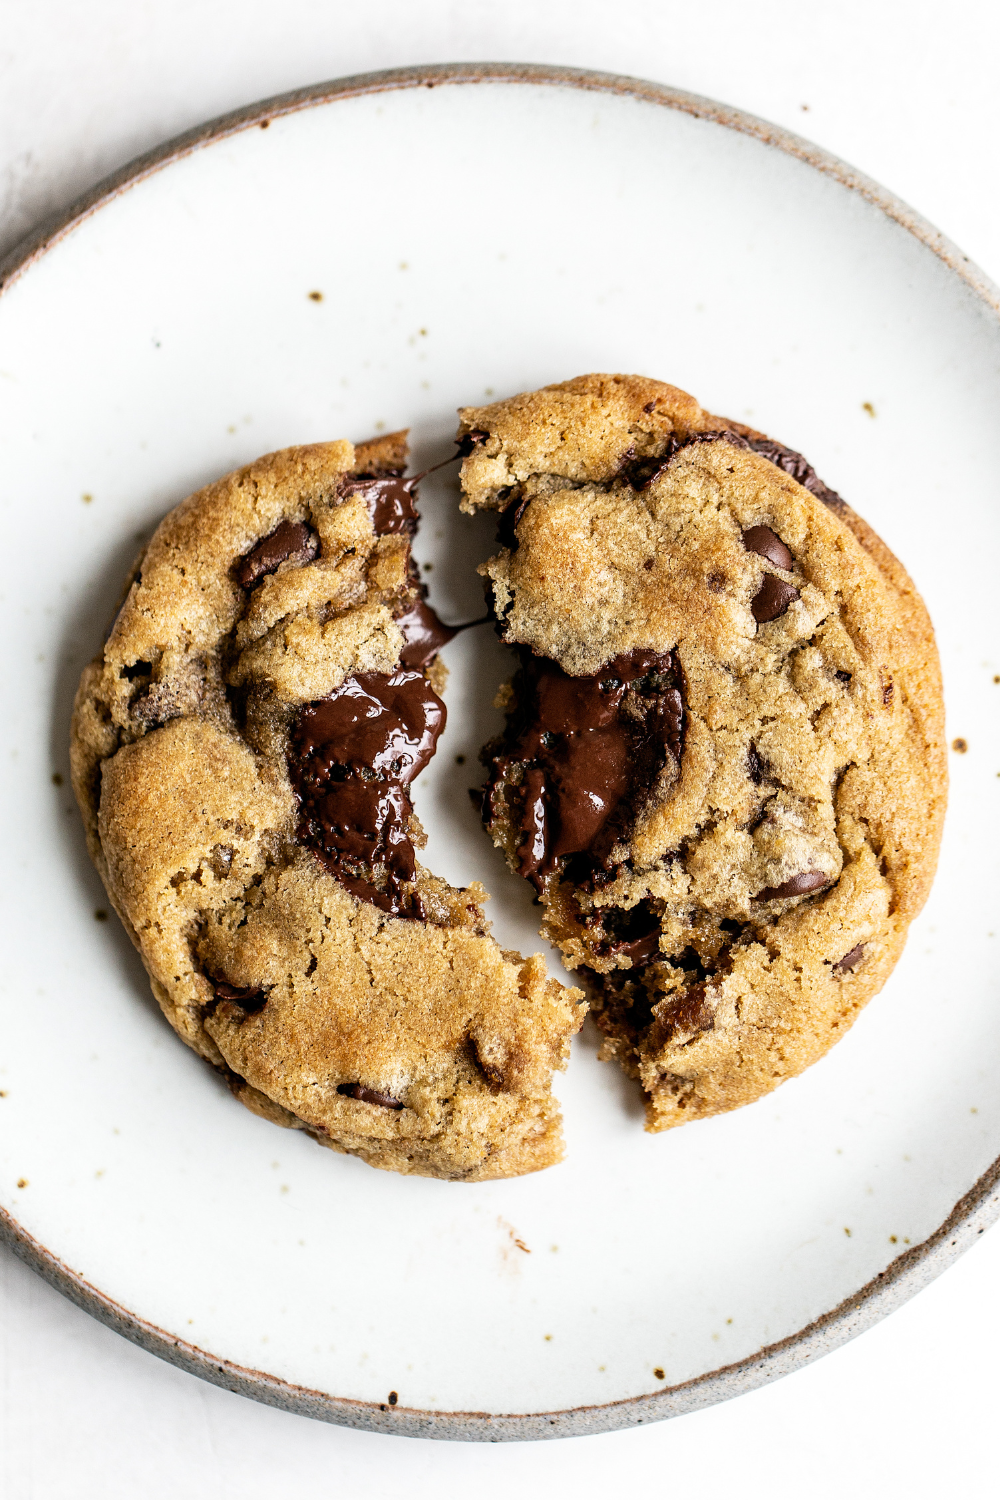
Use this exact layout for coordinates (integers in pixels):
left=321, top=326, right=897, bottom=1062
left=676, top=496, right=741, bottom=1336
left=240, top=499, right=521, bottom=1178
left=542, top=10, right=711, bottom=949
left=458, top=374, right=946, bottom=1130
left=71, top=433, right=584, bottom=1180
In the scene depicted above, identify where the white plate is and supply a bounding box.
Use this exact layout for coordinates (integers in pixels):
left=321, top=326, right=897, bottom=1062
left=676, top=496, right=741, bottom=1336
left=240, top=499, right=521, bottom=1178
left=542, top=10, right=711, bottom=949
left=1, top=64, right=999, bottom=1442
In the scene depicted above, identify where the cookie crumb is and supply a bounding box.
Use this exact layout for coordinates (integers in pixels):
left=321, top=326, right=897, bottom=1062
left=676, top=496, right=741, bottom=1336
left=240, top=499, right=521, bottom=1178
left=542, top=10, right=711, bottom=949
left=16, top=1178, right=27, bottom=1189
left=94, top=909, right=108, bottom=922
left=952, top=737, right=968, bottom=753
left=51, top=772, right=63, bottom=785
left=653, top=1367, right=665, bottom=1380
left=81, top=493, right=93, bottom=504
left=307, top=291, right=323, bottom=302
left=862, top=401, right=876, bottom=418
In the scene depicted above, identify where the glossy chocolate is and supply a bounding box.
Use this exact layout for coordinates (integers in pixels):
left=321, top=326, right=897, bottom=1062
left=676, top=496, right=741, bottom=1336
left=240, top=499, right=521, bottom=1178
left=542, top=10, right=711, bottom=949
left=742, top=525, right=794, bottom=571
left=340, top=473, right=419, bottom=535
left=289, top=670, right=446, bottom=917
left=751, top=573, right=800, bottom=623
left=484, top=649, right=684, bottom=887
left=395, top=597, right=459, bottom=668
left=755, top=869, right=829, bottom=901
left=234, top=519, right=319, bottom=590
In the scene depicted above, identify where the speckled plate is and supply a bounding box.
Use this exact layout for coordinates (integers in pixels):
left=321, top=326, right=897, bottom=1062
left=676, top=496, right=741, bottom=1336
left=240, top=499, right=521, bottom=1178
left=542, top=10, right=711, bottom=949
left=1, top=64, right=999, bottom=1441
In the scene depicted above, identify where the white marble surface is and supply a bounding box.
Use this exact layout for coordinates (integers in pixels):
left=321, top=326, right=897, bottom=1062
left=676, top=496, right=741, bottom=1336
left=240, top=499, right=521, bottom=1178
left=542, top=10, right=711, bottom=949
left=2, top=2, right=1000, bottom=1494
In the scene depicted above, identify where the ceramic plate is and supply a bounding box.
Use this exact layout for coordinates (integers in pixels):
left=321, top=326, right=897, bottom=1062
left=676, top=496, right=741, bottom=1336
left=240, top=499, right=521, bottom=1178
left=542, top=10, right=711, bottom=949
left=1, top=65, right=999, bottom=1441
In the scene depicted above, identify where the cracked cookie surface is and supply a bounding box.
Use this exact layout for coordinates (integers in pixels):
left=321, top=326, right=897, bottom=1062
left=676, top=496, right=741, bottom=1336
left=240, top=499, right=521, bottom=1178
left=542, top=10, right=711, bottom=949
left=459, top=373, right=946, bottom=1130
left=71, top=433, right=583, bottom=1180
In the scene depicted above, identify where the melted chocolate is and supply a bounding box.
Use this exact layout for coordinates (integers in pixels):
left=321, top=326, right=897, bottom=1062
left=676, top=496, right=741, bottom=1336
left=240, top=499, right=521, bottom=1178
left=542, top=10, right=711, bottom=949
left=596, top=899, right=663, bottom=967
left=396, top=597, right=459, bottom=668
left=340, top=473, right=419, bottom=535
left=484, top=650, right=684, bottom=887
left=235, top=520, right=319, bottom=590
left=288, top=670, right=445, bottom=916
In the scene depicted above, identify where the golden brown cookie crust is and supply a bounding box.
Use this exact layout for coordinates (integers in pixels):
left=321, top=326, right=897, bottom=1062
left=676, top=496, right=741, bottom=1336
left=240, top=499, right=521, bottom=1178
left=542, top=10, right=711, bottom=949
left=72, top=436, right=583, bottom=1180
left=459, top=374, right=946, bottom=1130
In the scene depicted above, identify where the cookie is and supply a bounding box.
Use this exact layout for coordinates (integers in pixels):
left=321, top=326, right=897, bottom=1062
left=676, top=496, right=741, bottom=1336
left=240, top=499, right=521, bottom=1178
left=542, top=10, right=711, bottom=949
left=458, top=374, right=946, bottom=1130
left=71, top=433, right=584, bottom=1180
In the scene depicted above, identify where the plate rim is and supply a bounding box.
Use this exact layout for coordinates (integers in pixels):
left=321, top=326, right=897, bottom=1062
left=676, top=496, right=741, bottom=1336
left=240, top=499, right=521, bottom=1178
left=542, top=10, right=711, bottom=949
left=2, top=60, right=999, bottom=1442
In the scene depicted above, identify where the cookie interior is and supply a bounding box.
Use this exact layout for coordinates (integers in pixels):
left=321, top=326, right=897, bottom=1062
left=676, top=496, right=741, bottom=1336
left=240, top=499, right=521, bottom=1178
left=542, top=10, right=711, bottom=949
left=459, top=374, right=946, bottom=1130
left=71, top=432, right=584, bottom=1181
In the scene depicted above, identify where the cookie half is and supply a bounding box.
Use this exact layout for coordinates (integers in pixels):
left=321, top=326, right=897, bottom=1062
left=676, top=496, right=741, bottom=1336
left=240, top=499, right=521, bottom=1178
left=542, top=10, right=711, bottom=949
left=458, top=374, right=946, bottom=1130
left=72, top=433, right=584, bottom=1180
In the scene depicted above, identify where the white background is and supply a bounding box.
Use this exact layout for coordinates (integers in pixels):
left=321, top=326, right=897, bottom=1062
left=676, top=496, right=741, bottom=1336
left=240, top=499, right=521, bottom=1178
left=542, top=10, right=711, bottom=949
left=2, top=2, right=999, bottom=1495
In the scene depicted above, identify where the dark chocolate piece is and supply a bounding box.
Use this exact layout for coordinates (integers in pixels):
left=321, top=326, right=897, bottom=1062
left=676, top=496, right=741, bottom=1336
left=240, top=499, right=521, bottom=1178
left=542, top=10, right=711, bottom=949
left=646, top=982, right=715, bottom=1050
left=751, top=574, right=800, bottom=624
left=483, top=649, right=684, bottom=887
left=211, top=980, right=269, bottom=1013
left=395, top=598, right=459, bottom=667
left=234, top=520, right=319, bottom=590
left=619, top=430, right=745, bottom=492
left=497, top=492, right=531, bottom=551
left=755, top=870, right=829, bottom=901
left=288, top=670, right=446, bottom=917
left=745, top=437, right=845, bottom=511
left=833, top=943, right=865, bottom=974
left=598, top=900, right=663, bottom=967
left=456, top=429, right=489, bottom=457
left=340, top=473, right=419, bottom=535
left=742, top=525, right=793, bottom=571
left=337, top=1082, right=405, bottom=1110
left=747, top=744, right=769, bottom=785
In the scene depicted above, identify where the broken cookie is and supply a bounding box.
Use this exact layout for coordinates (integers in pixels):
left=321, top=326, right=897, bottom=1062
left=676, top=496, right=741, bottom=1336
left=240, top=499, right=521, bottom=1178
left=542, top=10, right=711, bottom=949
left=459, top=374, right=946, bottom=1130
left=71, top=433, right=584, bottom=1180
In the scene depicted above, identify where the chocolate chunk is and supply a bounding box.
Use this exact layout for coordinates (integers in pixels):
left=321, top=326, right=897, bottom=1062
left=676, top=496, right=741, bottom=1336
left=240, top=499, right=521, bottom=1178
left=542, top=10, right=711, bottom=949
left=619, top=430, right=745, bottom=492
left=483, top=648, right=685, bottom=887
left=745, top=438, right=844, bottom=511
left=755, top=870, right=830, bottom=901
left=234, top=520, right=319, bottom=590
left=599, top=900, right=662, bottom=967
left=395, top=598, right=458, bottom=667
left=747, top=744, right=769, bottom=784
left=456, top=428, right=489, bottom=457
left=496, top=492, right=531, bottom=551
left=337, top=1082, right=404, bottom=1110
left=751, top=574, right=800, bottom=624
left=741, top=525, right=793, bottom=571
left=211, top=980, right=269, bottom=1013
left=646, top=982, right=715, bottom=1050
left=289, top=670, right=446, bottom=917
left=340, top=473, right=419, bottom=535
left=833, top=943, right=865, bottom=974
